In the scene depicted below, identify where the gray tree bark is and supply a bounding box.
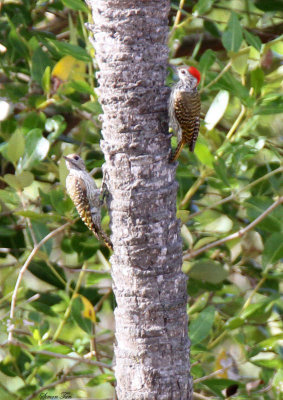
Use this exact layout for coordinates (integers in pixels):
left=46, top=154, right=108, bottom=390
left=86, top=1, right=192, bottom=398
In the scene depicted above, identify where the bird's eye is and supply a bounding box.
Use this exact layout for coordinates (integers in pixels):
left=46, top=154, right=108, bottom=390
left=181, top=70, right=185, bottom=74
left=74, top=156, right=79, bottom=161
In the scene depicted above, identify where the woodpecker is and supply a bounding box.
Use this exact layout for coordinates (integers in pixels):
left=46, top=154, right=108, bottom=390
left=64, top=154, right=113, bottom=251
left=169, top=66, right=201, bottom=162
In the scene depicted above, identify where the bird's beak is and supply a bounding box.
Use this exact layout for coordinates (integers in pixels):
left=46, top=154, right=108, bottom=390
left=63, top=156, right=71, bottom=161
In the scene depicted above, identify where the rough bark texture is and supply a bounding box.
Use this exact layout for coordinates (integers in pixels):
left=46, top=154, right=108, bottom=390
left=86, top=1, right=192, bottom=398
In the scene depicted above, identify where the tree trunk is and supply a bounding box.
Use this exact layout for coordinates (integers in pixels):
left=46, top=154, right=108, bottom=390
left=86, top=0, right=192, bottom=398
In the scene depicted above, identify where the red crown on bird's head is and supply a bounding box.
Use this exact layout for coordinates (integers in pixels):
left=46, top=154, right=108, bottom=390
left=188, top=66, right=201, bottom=85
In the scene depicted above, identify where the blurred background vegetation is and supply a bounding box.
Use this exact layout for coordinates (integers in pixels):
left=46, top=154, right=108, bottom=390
left=0, top=0, right=282, bottom=399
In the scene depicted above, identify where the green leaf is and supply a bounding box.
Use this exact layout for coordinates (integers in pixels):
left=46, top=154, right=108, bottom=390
left=87, top=272, right=111, bottom=286
left=203, top=20, right=221, bottom=38
left=255, top=0, right=283, bottom=11
left=3, top=172, right=34, bottom=190
left=246, top=198, right=282, bottom=232
left=7, top=131, right=25, bottom=164
left=262, top=233, right=283, bottom=267
left=40, top=344, right=71, bottom=354
left=0, top=360, right=17, bottom=377
left=177, top=210, right=190, bottom=223
left=16, top=385, right=37, bottom=397
left=8, top=29, right=29, bottom=58
left=231, top=50, right=249, bottom=75
left=188, top=292, right=210, bottom=315
left=61, top=236, right=75, bottom=254
left=243, top=30, right=262, bottom=51
left=31, top=47, right=53, bottom=85
left=189, top=306, right=215, bottom=345
left=257, top=334, right=283, bottom=351
left=71, top=297, right=92, bottom=334
left=203, top=379, right=240, bottom=397
left=22, top=112, right=46, bottom=133
left=254, top=95, right=283, bottom=115
left=214, top=72, right=251, bottom=105
left=68, top=80, right=95, bottom=95
left=197, top=212, right=233, bottom=233
left=195, top=139, right=214, bottom=167
left=193, top=0, right=214, bottom=15
left=0, top=387, right=17, bottom=400
left=18, top=129, right=50, bottom=171
left=222, top=12, right=243, bottom=53
left=50, top=187, right=73, bottom=215
left=46, top=39, right=91, bottom=62
left=42, top=66, right=51, bottom=95
left=199, top=49, right=216, bottom=77
left=251, top=355, right=282, bottom=369
left=189, top=261, right=229, bottom=284
left=31, top=222, right=52, bottom=255
left=82, top=100, right=103, bottom=114
left=213, top=158, right=230, bottom=187
left=15, top=210, right=60, bottom=222
left=62, top=0, right=88, bottom=12
left=28, top=261, right=66, bottom=290
left=225, top=317, right=245, bottom=330
left=240, top=301, right=271, bottom=320
left=0, top=189, right=20, bottom=206
left=250, top=68, right=265, bottom=95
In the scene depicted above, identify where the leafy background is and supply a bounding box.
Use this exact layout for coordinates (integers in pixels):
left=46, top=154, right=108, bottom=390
left=0, top=0, right=282, bottom=399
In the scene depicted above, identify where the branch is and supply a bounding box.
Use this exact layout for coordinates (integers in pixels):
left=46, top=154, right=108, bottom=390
left=187, top=166, right=283, bottom=220
left=1, top=340, right=111, bottom=369
left=184, top=197, right=283, bottom=260
left=8, top=221, right=72, bottom=342
left=193, top=392, right=217, bottom=400
left=25, top=372, right=106, bottom=400
left=1, top=293, right=40, bottom=320
left=200, top=60, right=232, bottom=93
left=180, top=168, right=213, bottom=208
left=170, top=0, right=186, bottom=38
left=194, top=363, right=233, bottom=383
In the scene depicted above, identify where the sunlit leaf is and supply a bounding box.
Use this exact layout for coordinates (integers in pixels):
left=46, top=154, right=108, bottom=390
left=205, top=90, right=229, bottom=131
left=195, top=139, right=214, bottom=167
left=231, top=51, right=249, bottom=75
left=52, top=55, right=86, bottom=82
left=17, top=129, right=50, bottom=172
left=272, top=369, right=283, bottom=393
left=189, top=260, right=229, bottom=284
left=62, top=0, right=88, bottom=12
left=3, top=171, right=34, bottom=190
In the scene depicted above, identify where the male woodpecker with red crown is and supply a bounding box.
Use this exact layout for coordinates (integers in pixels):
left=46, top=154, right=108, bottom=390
left=169, top=66, right=201, bottom=162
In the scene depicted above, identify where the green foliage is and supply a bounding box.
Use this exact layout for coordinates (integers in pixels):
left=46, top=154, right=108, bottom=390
left=0, top=0, right=282, bottom=399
